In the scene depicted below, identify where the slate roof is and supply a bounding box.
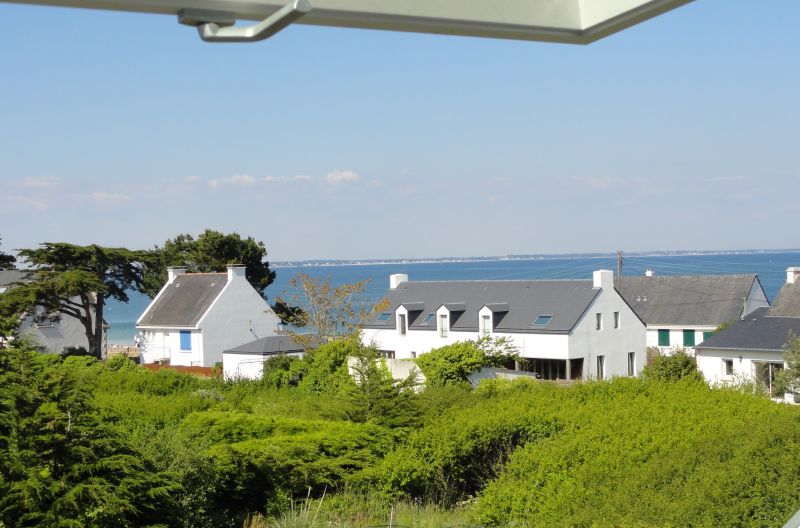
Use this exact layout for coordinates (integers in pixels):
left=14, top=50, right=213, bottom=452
left=223, top=335, right=314, bottom=355
left=0, top=270, right=29, bottom=288
left=363, top=279, right=602, bottom=334
left=138, top=273, right=227, bottom=327
left=696, top=307, right=800, bottom=352
left=618, top=274, right=759, bottom=327
left=769, top=282, right=800, bottom=317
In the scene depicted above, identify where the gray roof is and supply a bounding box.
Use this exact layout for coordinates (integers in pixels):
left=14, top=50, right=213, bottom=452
left=363, top=279, right=602, bottom=334
left=138, top=273, right=227, bottom=327
left=696, top=307, right=800, bottom=352
left=769, top=282, right=800, bottom=317
left=618, top=274, right=759, bottom=327
left=0, top=270, right=28, bottom=288
left=223, top=335, right=314, bottom=355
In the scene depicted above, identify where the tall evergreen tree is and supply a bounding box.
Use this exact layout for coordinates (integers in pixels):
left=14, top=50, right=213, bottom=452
left=9, top=243, right=151, bottom=357
left=0, top=237, right=15, bottom=270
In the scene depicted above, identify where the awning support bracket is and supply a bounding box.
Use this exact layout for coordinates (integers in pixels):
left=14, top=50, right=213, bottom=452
left=178, top=0, right=311, bottom=43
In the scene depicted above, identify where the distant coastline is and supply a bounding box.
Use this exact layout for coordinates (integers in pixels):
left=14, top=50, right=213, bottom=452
left=273, top=248, right=800, bottom=268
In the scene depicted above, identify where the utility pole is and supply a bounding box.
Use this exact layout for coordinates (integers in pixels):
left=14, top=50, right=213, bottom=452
left=616, top=250, right=623, bottom=290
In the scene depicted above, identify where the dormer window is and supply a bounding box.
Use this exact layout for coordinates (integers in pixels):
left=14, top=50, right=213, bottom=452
left=398, top=313, right=407, bottom=335
left=481, top=314, right=491, bottom=336
left=439, top=314, right=449, bottom=337
left=532, top=314, right=553, bottom=327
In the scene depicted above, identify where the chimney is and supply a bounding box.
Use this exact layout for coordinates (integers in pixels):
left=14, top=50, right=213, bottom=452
left=167, top=267, right=187, bottom=283
left=593, top=269, right=614, bottom=290
left=390, top=274, right=408, bottom=289
left=227, top=264, right=247, bottom=281
left=787, top=267, right=800, bottom=285
left=645, top=268, right=654, bottom=277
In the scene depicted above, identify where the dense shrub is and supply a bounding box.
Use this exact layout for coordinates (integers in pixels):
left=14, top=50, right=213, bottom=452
left=414, top=338, right=516, bottom=386
left=641, top=347, right=704, bottom=382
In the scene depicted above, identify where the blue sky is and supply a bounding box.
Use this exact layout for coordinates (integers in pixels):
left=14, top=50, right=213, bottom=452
left=1, top=0, right=798, bottom=260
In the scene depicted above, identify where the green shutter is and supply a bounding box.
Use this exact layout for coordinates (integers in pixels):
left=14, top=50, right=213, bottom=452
left=702, top=331, right=713, bottom=342
left=683, top=330, right=696, bottom=347
left=658, top=329, right=670, bottom=347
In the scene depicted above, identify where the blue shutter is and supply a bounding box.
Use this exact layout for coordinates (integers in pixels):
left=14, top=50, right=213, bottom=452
left=180, top=330, right=191, bottom=351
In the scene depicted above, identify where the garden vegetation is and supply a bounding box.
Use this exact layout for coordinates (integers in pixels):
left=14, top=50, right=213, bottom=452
left=2, top=339, right=800, bottom=527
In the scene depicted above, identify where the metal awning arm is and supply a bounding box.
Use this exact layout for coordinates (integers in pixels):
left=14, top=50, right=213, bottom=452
left=178, top=0, right=311, bottom=43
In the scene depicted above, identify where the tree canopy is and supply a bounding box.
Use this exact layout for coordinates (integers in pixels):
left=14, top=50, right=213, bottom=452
left=4, top=243, right=151, bottom=357
left=143, top=230, right=276, bottom=298
left=0, top=237, right=15, bottom=270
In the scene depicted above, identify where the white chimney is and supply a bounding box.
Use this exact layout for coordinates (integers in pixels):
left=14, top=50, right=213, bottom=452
left=167, top=267, right=187, bottom=283
left=227, top=265, right=247, bottom=281
left=390, top=274, right=408, bottom=289
left=787, top=267, right=800, bottom=285
left=645, top=268, right=654, bottom=277
left=593, top=269, right=614, bottom=290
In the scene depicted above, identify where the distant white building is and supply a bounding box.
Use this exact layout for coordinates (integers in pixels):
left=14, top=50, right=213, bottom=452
left=0, top=270, right=105, bottom=354
left=362, top=270, right=646, bottom=380
left=696, top=267, right=800, bottom=396
left=136, top=265, right=281, bottom=367
left=618, top=271, right=769, bottom=354
left=222, top=335, right=312, bottom=380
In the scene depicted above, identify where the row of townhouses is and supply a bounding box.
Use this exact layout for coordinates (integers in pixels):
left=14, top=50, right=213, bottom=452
left=5, top=263, right=800, bottom=393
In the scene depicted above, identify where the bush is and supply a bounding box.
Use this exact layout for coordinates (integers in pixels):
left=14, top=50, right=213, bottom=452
left=414, top=338, right=516, bottom=387
left=641, top=348, right=704, bottom=383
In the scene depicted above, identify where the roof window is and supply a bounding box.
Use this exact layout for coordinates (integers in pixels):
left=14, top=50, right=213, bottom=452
left=423, top=313, right=435, bottom=324
left=377, top=313, right=392, bottom=322
left=532, top=315, right=553, bottom=327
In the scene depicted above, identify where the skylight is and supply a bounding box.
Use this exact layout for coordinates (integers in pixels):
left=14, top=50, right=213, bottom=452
left=377, top=313, right=392, bottom=322
left=532, top=315, right=553, bottom=326
left=423, top=313, right=435, bottom=324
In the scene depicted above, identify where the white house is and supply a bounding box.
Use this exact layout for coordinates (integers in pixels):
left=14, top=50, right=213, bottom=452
left=618, top=270, right=769, bottom=354
left=362, top=270, right=646, bottom=380
left=696, top=267, right=800, bottom=395
left=0, top=270, right=105, bottom=354
left=222, top=334, right=312, bottom=380
left=136, top=265, right=281, bottom=367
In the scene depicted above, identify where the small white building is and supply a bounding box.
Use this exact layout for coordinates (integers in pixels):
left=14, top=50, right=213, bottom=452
left=362, top=270, right=646, bottom=380
left=222, top=335, right=310, bottom=380
left=696, top=267, right=800, bottom=395
left=136, top=265, right=280, bottom=367
left=618, top=271, right=768, bottom=354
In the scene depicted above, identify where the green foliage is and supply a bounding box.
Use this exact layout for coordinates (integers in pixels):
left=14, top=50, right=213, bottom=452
left=472, top=378, right=800, bottom=528
left=641, top=347, right=705, bottom=383
left=0, top=237, right=15, bottom=270
left=414, top=337, right=517, bottom=386
left=0, top=346, right=180, bottom=527
left=144, top=229, right=276, bottom=298
left=774, top=333, right=800, bottom=397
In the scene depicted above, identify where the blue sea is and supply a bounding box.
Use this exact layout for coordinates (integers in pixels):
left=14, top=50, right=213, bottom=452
left=104, top=251, right=800, bottom=345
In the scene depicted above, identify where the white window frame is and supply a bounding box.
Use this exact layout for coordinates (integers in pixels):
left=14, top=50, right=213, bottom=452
left=439, top=314, right=449, bottom=338
left=627, top=352, right=635, bottom=376
left=723, top=358, right=734, bottom=377
left=397, top=313, right=407, bottom=335
left=597, top=355, right=605, bottom=379
left=481, top=314, right=491, bottom=336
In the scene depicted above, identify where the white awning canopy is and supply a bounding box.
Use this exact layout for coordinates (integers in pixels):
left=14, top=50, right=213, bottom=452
left=0, top=0, right=692, bottom=44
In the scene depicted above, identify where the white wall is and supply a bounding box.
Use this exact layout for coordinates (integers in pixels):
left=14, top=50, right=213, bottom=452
left=696, top=348, right=784, bottom=386
left=223, top=351, right=303, bottom=380
left=140, top=328, right=204, bottom=365
left=646, top=326, right=716, bottom=354
left=198, top=273, right=280, bottom=366
left=569, top=287, right=646, bottom=379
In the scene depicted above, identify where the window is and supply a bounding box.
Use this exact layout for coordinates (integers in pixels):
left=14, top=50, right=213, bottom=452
left=378, top=350, right=396, bottom=359
left=532, top=314, right=553, bottom=326
left=628, top=352, right=636, bottom=376
left=377, top=313, right=392, bottom=322
left=411, top=351, right=417, bottom=359
left=596, top=313, right=602, bottom=331
left=683, top=330, right=696, bottom=347
left=439, top=314, right=448, bottom=337
left=614, top=312, right=620, bottom=329
left=723, top=359, right=734, bottom=377
left=658, top=329, right=670, bottom=347
left=0, top=287, right=6, bottom=294
left=702, top=331, right=713, bottom=342
left=179, top=330, right=191, bottom=351
left=423, top=313, right=435, bottom=324
left=597, top=355, right=605, bottom=379
left=481, top=314, right=491, bottom=336
left=398, top=314, right=406, bottom=335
